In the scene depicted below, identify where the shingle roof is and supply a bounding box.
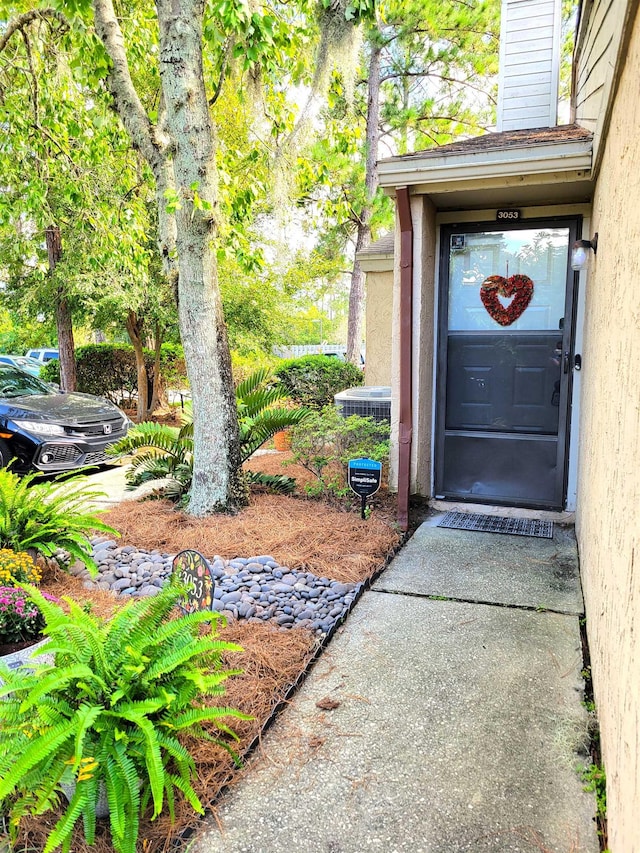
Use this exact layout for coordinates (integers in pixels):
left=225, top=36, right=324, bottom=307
left=358, top=233, right=395, bottom=256
left=379, top=124, right=593, bottom=163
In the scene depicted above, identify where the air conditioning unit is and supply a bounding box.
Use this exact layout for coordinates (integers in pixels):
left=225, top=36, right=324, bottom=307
left=334, top=386, right=391, bottom=422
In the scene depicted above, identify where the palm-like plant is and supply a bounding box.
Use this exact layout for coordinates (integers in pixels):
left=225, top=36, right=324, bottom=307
left=0, top=469, right=117, bottom=573
left=0, top=582, right=248, bottom=853
left=108, top=368, right=310, bottom=501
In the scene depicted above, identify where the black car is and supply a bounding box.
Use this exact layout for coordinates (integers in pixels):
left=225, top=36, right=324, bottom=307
left=0, top=365, right=129, bottom=473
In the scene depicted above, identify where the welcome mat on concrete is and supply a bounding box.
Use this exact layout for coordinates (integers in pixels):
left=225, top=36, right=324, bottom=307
left=438, top=511, right=554, bottom=539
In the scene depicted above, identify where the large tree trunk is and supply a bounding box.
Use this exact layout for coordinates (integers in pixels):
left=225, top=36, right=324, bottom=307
left=125, top=311, right=149, bottom=423
left=93, top=0, right=243, bottom=515
left=346, top=38, right=381, bottom=366
left=156, top=0, right=243, bottom=515
left=45, top=225, right=76, bottom=391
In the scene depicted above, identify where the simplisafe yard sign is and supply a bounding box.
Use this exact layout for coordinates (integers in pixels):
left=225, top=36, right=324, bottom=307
left=348, top=457, right=382, bottom=519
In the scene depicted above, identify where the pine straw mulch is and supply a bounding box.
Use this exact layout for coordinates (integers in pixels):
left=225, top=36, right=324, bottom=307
left=11, top=464, right=402, bottom=853
left=100, top=493, right=399, bottom=586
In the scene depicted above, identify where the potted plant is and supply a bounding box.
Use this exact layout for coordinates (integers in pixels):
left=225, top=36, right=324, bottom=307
left=0, top=582, right=248, bottom=853
left=0, top=549, right=57, bottom=671
left=0, top=586, right=57, bottom=670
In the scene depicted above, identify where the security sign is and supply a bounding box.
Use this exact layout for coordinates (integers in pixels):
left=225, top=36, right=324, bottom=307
left=348, top=458, right=382, bottom=498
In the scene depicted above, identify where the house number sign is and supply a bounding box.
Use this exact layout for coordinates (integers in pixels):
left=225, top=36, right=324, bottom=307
left=496, top=209, right=521, bottom=221
left=172, top=549, right=214, bottom=613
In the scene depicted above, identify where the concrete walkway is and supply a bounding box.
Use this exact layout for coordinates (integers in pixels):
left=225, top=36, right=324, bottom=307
left=191, top=516, right=599, bottom=853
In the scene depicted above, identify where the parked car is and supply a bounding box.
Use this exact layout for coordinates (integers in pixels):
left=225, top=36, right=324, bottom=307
left=0, top=355, right=45, bottom=378
left=0, top=364, right=129, bottom=473
left=25, top=348, right=59, bottom=363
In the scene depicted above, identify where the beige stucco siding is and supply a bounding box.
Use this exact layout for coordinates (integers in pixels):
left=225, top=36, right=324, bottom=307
left=363, top=270, right=393, bottom=386
left=575, top=7, right=640, bottom=852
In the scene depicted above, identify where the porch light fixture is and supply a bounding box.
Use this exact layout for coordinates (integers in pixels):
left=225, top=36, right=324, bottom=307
left=571, top=233, right=598, bottom=270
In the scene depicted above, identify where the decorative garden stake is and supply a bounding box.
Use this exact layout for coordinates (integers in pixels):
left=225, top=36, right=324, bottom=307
left=172, top=549, right=214, bottom=612
left=480, top=274, right=534, bottom=326
left=347, top=458, right=382, bottom=519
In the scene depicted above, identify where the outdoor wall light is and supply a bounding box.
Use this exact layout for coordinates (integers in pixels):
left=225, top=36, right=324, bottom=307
left=571, top=233, right=598, bottom=270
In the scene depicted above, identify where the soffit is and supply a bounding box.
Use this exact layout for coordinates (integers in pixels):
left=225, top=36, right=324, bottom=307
left=377, top=125, right=594, bottom=209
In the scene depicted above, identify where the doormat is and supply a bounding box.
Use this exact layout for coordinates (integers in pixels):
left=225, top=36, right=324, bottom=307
left=438, top=511, right=554, bottom=539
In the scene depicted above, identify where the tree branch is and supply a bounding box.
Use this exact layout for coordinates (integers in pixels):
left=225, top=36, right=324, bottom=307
left=0, top=9, right=68, bottom=53
left=92, top=0, right=166, bottom=175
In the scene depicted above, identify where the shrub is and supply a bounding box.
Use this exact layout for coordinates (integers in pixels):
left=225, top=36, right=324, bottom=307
left=273, top=355, right=363, bottom=409
left=40, top=343, right=188, bottom=405
left=108, top=369, right=311, bottom=503
left=0, top=582, right=248, bottom=853
left=290, top=405, right=389, bottom=499
left=0, top=469, right=117, bottom=573
left=0, top=548, right=41, bottom=586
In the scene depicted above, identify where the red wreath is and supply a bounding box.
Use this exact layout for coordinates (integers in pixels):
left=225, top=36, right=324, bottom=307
left=480, top=274, right=534, bottom=326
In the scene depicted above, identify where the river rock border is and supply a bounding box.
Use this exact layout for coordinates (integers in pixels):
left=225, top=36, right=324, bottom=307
left=71, top=539, right=362, bottom=636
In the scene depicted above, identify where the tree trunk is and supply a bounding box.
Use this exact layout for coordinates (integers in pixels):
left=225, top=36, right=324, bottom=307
left=125, top=311, right=149, bottom=423
left=148, top=321, right=164, bottom=413
left=45, top=225, right=76, bottom=392
left=93, top=0, right=243, bottom=515
left=156, top=0, right=243, bottom=515
left=346, top=38, right=381, bottom=366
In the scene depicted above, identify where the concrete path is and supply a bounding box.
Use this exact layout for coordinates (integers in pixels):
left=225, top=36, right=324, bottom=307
left=191, top=518, right=598, bottom=853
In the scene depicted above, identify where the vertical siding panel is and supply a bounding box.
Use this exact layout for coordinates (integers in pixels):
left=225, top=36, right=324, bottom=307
left=498, top=0, right=562, bottom=130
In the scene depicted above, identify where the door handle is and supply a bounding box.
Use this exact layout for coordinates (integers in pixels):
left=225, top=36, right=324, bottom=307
left=563, top=351, right=570, bottom=374
left=574, top=354, right=582, bottom=371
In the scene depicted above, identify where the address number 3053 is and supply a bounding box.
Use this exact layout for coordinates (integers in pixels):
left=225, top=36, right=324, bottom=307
left=496, top=209, right=521, bottom=220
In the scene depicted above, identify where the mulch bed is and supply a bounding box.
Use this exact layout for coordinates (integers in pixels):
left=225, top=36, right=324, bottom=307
left=11, top=454, right=401, bottom=853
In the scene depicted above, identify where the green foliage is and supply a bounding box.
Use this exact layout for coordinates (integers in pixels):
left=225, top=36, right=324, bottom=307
left=290, top=405, right=389, bottom=498
left=108, top=370, right=310, bottom=501
left=40, top=343, right=188, bottom=404
left=0, top=469, right=117, bottom=573
left=583, top=761, right=607, bottom=842
left=0, top=583, right=248, bottom=853
left=274, top=355, right=363, bottom=409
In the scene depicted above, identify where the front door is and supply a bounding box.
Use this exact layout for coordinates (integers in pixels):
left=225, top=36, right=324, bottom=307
left=435, top=219, right=579, bottom=509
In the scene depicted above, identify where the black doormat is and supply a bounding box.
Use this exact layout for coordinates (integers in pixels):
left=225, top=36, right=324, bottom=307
left=437, top=511, right=554, bottom=539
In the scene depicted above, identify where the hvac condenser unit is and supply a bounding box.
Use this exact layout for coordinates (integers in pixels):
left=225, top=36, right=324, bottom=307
left=334, top=386, right=391, bottom=422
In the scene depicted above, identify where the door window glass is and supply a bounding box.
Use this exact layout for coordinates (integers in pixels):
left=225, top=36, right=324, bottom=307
left=448, top=228, right=570, bottom=331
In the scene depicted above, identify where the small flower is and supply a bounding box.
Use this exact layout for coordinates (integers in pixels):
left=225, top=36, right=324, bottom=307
left=0, top=586, right=57, bottom=646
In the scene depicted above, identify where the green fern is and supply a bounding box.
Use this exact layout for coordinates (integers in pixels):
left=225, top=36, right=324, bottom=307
left=0, top=581, right=249, bottom=853
left=108, top=369, right=310, bottom=501
left=0, top=468, right=117, bottom=573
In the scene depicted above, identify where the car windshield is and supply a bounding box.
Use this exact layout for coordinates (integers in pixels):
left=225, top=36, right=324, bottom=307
left=0, top=366, right=52, bottom=398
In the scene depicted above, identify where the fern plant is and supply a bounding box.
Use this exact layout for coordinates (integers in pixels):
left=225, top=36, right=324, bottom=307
left=108, top=368, right=310, bottom=501
left=0, top=582, right=248, bottom=853
left=0, top=469, right=117, bottom=573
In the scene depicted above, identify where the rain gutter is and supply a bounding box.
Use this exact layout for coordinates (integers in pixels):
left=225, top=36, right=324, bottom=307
left=396, top=186, right=413, bottom=532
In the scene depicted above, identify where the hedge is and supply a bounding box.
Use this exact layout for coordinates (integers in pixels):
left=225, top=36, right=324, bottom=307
left=273, top=354, right=364, bottom=409
left=40, top=343, right=187, bottom=405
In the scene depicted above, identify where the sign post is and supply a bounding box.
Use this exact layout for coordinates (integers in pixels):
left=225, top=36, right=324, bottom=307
left=347, top=457, right=382, bottom=519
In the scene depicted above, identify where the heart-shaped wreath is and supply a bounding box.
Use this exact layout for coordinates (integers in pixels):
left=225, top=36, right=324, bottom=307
left=480, top=274, right=534, bottom=326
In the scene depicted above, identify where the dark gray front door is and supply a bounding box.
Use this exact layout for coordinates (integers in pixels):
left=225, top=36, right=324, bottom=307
left=435, top=220, right=579, bottom=509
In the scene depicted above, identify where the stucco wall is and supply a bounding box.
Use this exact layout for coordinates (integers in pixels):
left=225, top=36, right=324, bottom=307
left=363, top=269, right=393, bottom=386
left=575, top=7, right=640, bottom=852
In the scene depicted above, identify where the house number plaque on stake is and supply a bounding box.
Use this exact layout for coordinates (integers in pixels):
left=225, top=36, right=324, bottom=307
left=172, top=549, right=215, bottom=613
left=348, top=458, right=382, bottom=519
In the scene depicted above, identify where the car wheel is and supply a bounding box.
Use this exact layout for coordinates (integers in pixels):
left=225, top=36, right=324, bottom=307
left=0, top=439, right=15, bottom=470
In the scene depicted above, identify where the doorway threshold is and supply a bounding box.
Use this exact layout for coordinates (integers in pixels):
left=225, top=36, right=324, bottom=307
left=429, top=499, right=575, bottom=524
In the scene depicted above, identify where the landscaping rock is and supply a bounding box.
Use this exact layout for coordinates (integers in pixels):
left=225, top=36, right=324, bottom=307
left=87, top=541, right=363, bottom=636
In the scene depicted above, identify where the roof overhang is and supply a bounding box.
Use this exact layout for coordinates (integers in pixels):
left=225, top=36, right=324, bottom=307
left=377, top=134, right=594, bottom=210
